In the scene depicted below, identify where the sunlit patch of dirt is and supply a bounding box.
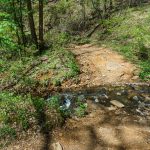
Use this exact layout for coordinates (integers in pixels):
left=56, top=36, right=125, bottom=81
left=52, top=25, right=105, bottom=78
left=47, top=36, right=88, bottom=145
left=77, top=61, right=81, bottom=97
left=62, top=44, right=140, bottom=89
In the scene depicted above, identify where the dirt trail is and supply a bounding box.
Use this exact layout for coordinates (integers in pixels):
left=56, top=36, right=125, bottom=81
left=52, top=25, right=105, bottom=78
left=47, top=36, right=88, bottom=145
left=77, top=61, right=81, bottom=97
left=63, top=44, right=140, bottom=89
left=53, top=100, right=150, bottom=150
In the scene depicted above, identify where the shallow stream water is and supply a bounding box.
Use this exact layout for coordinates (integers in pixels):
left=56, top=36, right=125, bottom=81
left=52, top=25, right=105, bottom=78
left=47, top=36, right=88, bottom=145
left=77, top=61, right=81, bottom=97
left=57, top=83, right=150, bottom=117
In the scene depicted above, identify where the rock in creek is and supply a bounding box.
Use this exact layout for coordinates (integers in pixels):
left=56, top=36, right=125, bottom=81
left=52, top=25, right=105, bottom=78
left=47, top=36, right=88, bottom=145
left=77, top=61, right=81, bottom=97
left=108, top=105, right=117, bottom=111
left=133, top=96, right=139, bottom=101
left=52, top=142, right=63, bottom=150
left=110, top=100, right=125, bottom=108
left=60, top=99, right=71, bottom=110
left=99, top=94, right=109, bottom=99
left=116, top=92, right=122, bottom=96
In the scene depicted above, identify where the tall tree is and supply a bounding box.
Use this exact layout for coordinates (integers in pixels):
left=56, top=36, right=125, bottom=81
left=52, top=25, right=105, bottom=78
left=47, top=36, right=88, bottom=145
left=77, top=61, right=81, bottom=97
left=39, top=0, right=44, bottom=50
left=27, top=0, right=38, bottom=48
left=12, top=0, right=26, bottom=46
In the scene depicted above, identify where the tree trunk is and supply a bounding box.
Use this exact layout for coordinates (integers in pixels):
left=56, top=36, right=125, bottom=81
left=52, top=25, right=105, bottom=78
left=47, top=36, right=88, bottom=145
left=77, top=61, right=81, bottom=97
left=27, top=0, right=38, bottom=48
left=39, top=0, right=44, bottom=50
left=109, top=0, right=113, bottom=10
left=12, top=0, right=21, bottom=44
left=18, top=0, right=26, bottom=46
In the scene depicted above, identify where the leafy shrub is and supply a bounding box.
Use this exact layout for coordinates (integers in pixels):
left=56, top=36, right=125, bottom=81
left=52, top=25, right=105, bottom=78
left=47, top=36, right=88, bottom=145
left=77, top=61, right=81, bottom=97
left=74, top=98, right=87, bottom=117
left=0, top=13, right=18, bottom=54
left=0, top=92, right=34, bottom=131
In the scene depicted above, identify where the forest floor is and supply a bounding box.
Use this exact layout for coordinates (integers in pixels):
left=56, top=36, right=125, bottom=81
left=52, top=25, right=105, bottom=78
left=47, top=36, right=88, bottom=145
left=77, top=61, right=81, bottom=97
left=4, top=44, right=150, bottom=150
left=2, top=4, right=150, bottom=150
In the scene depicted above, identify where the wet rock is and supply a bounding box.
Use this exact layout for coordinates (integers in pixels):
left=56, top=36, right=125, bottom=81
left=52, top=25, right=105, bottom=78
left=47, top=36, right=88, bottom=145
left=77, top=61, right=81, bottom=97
left=93, top=96, right=99, bottom=103
left=99, top=94, right=109, bottom=99
left=64, top=99, right=71, bottom=108
left=108, top=105, right=117, bottom=111
left=52, top=142, right=63, bottom=150
left=60, top=97, right=71, bottom=110
left=136, top=109, right=144, bottom=116
left=116, top=92, right=121, bottom=96
left=95, top=99, right=99, bottom=103
left=110, top=100, right=125, bottom=108
left=133, top=96, right=139, bottom=101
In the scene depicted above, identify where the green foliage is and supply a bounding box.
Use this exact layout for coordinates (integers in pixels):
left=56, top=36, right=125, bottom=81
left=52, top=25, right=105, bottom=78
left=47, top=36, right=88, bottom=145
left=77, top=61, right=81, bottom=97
left=74, top=99, right=87, bottom=117
left=47, top=96, right=61, bottom=110
left=0, top=92, right=33, bottom=131
left=0, top=13, right=18, bottom=52
left=0, top=92, right=68, bottom=147
left=139, top=61, right=150, bottom=80
left=52, top=78, right=61, bottom=86
left=0, top=125, right=16, bottom=140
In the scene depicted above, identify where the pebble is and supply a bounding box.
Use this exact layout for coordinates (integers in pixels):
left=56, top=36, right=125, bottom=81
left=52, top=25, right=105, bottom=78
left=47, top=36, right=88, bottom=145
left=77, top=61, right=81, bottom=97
left=116, top=92, right=122, bottom=96
left=95, top=98, right=99, bottom=103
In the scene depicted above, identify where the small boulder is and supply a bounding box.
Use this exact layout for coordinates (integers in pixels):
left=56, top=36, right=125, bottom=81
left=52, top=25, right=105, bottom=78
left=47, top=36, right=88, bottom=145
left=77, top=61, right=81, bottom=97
left=52, top=142, right=63, bottom=150
left=110, top=100, right=124, bottom=108
left=93, top=96, right=99, bottom=103
left=116, top=92, right=121, bottom=96
left=108, top=105, right=117, bottom=111
left=133, top=96, right=139, bottom=101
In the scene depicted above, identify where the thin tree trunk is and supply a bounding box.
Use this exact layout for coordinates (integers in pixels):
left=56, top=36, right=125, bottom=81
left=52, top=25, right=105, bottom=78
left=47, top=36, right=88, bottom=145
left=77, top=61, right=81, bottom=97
left=12, top=0, right=21, bottom=44
left=27, top=0, right=38, bottom=48
left=109, top=0, right=113, bottom=10
left=18, top=0, right=26, bottom=46
left=39, top=0, right=44, bottom=50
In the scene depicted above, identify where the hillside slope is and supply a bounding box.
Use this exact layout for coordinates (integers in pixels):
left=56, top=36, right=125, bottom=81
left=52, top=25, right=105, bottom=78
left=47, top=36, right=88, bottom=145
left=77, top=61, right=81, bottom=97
left=93, top=5, right=150, bottom=81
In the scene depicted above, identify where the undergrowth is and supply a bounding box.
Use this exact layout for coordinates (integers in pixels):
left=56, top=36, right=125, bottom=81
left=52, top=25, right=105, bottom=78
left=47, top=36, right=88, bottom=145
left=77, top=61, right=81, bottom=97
left=0, top=92, right=65, bottom=148
left=0, top=32, right=79, bottom=89
left=0, top=91, right=87, bottom=148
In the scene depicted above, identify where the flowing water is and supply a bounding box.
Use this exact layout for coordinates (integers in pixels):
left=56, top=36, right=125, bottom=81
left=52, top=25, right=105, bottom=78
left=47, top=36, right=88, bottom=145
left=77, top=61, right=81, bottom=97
left=58, top=83, right=150, bottom=117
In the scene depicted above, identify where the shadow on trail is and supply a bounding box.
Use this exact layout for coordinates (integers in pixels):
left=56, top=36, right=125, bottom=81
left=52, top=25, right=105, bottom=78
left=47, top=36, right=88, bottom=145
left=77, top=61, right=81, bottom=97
left=51, top=83, right=150, bottom=150
left=32, top=98, right=52, bottom=150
